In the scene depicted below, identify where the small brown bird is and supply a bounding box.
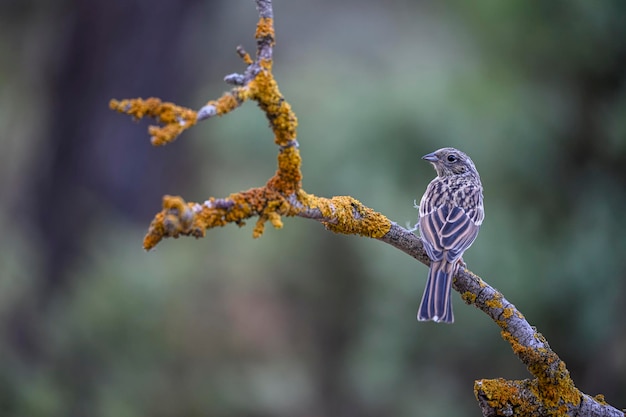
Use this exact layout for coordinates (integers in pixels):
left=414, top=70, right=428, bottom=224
left=417, top=147, right=484, bottom=323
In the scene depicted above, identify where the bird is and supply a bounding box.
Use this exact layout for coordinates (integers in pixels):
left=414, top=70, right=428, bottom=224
left=417, top=147, right=484, bottom=323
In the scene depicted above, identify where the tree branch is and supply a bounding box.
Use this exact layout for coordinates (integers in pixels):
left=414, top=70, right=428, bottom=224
left=108, top=1, right=624, bottom=416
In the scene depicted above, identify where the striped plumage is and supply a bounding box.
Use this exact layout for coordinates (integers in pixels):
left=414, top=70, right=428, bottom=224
left=417, top=148, right=484, bottom=323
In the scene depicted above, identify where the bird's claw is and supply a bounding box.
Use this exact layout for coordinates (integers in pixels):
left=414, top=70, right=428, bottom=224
left=457, top=257, right=467, bottom=270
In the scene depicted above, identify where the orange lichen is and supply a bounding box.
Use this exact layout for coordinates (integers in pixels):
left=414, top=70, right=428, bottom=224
left=238, top=47, right=253, bottom=65
left=267, top=147, right=302, bottom=194
left=255, top=17, right=275, bottom=45
left=274, top=103, right=298, bottom=142
left=247, top=71, right=298, bottom=146
left=502, top=330, right=533, bottom=360
left=478, top=378, right=521, bottom=402
left=253, top=217, right=266, bottom=238
left=532, top=359, right=581, bottom=409
left=141, top=184, right=294, bottom=248
left=143, top=213, right=168, bottom=249
left=475, top=378, right=536, bottom=413
left=109, top=98, right=197, bottom=146
left=205, top=90, right=248, bottom=116
left=255, top=17, right=274, bottom=71
left=267, top=211, right=284, bottom=229
left=475, top=376, right=584, bottom=417
left=142, top=185, right=393, bottom=249
left=499, top=329, right=581, bottom=413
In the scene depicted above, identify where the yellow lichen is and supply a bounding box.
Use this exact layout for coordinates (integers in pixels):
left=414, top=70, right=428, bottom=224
left=501, top=307, right=514, bottom=319
left=322, top=196, right=391, bottom=238
left=267, top=211, right=283, bottom=229
left=461, top=291, right=477, bottom=304
left=500, top=329, right=582, bottom=413
left=593, top=394, right=606, bottom=404
left=295, top=191, right=332, bottom=217
left=485, top=296, right=503, bottom=310
left=253, top=217, right=266, bottom=238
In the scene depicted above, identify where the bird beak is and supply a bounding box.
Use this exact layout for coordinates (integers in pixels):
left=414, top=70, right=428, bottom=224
left=422, top=152, right=438, bottom=162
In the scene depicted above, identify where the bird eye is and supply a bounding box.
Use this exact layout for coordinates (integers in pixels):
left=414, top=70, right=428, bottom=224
left=447, top=154, right=457, bottom=162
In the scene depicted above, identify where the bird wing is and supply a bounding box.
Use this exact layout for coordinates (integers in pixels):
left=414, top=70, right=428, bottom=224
left=419, top=204, right=481, bottom=263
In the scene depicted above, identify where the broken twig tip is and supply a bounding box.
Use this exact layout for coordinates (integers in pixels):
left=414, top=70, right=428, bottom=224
left=197, top=105, right=217, bottom=121
left=224, top=73, right=245, bottom=86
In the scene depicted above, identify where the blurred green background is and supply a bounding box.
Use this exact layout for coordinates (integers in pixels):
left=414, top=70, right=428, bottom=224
left=1, top=0, right=625, bottom=416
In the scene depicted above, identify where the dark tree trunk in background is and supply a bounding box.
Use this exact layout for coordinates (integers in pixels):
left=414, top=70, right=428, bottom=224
left=32, top=0, right=207, bottom=298
left=12, top=0, right=217, bottom=362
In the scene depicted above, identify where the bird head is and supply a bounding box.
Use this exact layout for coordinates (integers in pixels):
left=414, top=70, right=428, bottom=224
left=422, top=147, right=477, bottom=178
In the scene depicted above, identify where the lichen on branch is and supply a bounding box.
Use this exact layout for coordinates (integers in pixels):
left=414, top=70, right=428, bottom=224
left=108, top=97, right=197, bottom=146
left=110, top=1, right=391, bottom=251
left=457, top=267, right=623, bottom=416
left=109, top=1, right=623, bottom=415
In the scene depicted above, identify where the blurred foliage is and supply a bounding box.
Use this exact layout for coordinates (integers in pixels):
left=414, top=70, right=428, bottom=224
left=0, top=0, right=625, bottom=416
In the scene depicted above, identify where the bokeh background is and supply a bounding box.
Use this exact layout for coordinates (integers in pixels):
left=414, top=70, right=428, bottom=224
left=1, top=0, right=625, bottom=416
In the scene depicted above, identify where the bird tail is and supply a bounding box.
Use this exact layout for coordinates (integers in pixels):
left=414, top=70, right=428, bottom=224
left=417, top=260, right=455, bottom=323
